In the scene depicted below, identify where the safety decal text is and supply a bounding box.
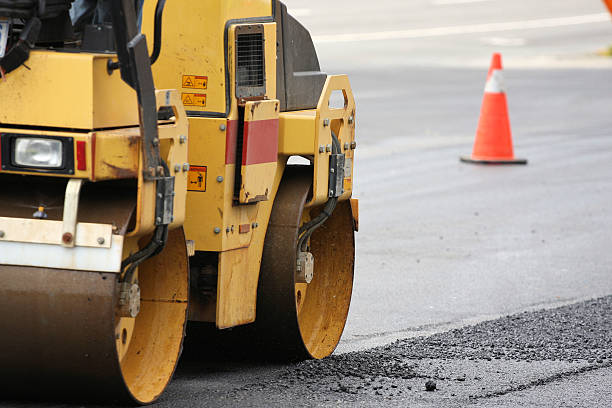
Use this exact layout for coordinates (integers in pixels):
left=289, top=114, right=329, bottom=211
left=182, top=75, right=208, bottom=90
left=182, top=93, right=207, bottom=107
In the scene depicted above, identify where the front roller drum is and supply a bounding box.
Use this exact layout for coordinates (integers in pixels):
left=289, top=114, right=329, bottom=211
left=0, top=228, right=189, bottom=404
left=256, top=167, right=355, bottom=360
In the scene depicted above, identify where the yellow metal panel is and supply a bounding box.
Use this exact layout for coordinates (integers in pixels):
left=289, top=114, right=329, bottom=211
left=183, top=117, right=268, bottom=253
left=142, top=0, right=273, bottom=116
left=240, top=99, right=279, bottom=203
left=215, top=162, right=286, bottom=328
left=245, top=99, right=279, bottom=122
left=183, top=117, right=227, bottom=251
left=0, top=51, right=138, bottom=130
left=93, top=129, right=140, bottom=181
left=278, top=111, right=317, bottom=156
left=91, top=58, right=140, bottom=128
left=310, top=75, right=357, bottom=207
left=216, top=247, right=253, bottom=328
left=263, top=22, right=277, bottom=102
left=240, top=162, right=277, bottom=203
left=187, top=162, right=259, bottom=252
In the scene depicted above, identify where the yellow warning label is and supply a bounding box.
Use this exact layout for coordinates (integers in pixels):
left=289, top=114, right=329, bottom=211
left=188, top=166, right=207, bottom=192
left=343, top=178, right=352, bottom=192
left=182, top=93, right=207, bottom=107
left=182, top=75, right=208, bottom=89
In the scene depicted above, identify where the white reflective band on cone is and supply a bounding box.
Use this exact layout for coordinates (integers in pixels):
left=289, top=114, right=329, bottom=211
left=484, top=69, right=505, bottom=94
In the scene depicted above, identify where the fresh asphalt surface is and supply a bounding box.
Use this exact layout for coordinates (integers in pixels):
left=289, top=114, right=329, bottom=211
left=4, top=0, right=612, bottom=407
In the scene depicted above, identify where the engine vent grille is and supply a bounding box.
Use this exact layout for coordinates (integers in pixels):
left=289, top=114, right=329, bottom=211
left=235, top=25, right=266, bottom=99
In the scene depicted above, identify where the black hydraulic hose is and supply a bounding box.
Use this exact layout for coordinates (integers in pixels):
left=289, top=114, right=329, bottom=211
left=121, top=225, right=167, bottom=281
left=297, top=131, right=342, bottom=252
left=120, top=161, right=171, bottom=283
left=121, top=224, right=168, bottom=283
left=149, top=0, right=166, bottom=65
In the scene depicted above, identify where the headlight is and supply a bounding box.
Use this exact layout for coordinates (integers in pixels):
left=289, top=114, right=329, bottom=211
left=14, top=138, right=63, bottom=168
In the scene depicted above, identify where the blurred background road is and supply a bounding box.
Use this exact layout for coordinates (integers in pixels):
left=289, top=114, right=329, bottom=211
left=280, top=0, right=612, bottom=353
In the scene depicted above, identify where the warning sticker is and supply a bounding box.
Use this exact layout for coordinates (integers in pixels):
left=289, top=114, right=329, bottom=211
left=343, top=158, right=353, bottom=192
left=182, top=75, right=208, bottom=90
left=188, top=166, right=207, bottom=192
left=343, top=178, right=352, bottom=192
left=182, top=93, right=207, bottom=107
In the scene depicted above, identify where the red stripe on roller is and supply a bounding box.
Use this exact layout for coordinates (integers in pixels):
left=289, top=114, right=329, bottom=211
left=225, top=120, right=238, bottom=164
left=242, top=119, right=279, bottom=165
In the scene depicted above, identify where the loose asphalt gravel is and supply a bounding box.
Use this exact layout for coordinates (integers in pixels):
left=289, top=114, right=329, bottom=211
left=3, top=295, right=611, bottom=407
left=151, top=295, right=612, bottom=407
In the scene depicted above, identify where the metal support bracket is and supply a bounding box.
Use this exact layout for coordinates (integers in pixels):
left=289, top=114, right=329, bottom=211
left=328, top=153, right=345, bottom=198
left=155, top=175, right=175, bottom=225
left=296, top=251, right=315, bottom=284
left=61, top=179, right=84, bottom=248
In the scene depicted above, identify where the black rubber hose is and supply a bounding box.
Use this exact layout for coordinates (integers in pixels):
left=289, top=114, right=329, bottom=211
left=122, top=224, right=168, bottom=283
left=149, top=0, right=166, bottom=65
left=298, top=132, right=342, bottom=236
left=297, top=131, right=342, bottom=252
left=120, top=161, right=171, bottom=283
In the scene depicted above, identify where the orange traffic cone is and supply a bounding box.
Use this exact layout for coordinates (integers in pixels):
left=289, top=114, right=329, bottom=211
left=603, top=0, right=612, bottom=16
left=461, top=53, right=527, bottom=165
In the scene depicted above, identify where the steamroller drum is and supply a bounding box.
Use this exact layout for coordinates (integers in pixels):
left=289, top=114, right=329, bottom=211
left=0, top=227, right=189, bottom=404
left=256, top=166, right=355, bottom=360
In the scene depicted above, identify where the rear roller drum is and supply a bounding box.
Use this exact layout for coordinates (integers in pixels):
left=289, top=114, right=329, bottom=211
left=256, top=167, right=355, bottom=360
left=0, top=228, right=189, bottom=404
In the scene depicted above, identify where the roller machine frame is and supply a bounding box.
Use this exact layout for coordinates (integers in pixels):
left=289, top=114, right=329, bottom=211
left=0, top=0, right=358, bottom=404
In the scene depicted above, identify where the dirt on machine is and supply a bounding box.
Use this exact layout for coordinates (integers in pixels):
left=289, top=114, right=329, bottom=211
left=0, top=0, right=359, bottom=404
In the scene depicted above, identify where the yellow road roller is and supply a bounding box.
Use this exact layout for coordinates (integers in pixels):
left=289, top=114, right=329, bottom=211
left=0, top=0, right=358, bottom=404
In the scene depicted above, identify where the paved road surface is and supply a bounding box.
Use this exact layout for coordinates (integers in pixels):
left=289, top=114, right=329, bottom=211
left=158, top=296, right=612, bottom=407
left=287, top=0, right=612, bottom=355
left=3, top=0, right=612, bottom=406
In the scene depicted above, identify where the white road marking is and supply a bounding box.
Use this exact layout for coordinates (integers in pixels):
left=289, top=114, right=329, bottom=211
left=287, top=8, right=312, bottom=17
left=312, top=13, right=611, bottom=44
left=433, top=0, right=492, bottom=5
left=482, top=36, right=527, bottom=46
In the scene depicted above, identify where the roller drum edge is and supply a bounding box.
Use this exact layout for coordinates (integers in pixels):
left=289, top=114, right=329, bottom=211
left=256, top=167, right=355, bottom=361
left=0, top=227, right=189, bottom=405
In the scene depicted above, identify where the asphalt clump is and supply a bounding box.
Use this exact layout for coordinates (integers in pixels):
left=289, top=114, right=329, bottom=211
left=266, top=296, right=612, bottom=399
left=392, top=296, right=612, bottom=363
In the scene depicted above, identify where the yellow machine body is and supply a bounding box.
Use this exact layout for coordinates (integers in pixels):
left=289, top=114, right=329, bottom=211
left=0, top=0, right=357, bottom=403
left=139, top=1, right=357, bottom=329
